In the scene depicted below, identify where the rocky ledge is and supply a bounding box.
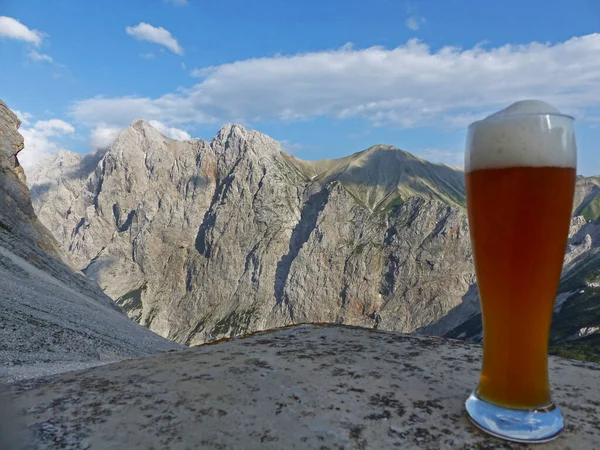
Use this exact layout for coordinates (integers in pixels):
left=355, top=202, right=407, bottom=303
left=3, top=324, right=599, bottom=449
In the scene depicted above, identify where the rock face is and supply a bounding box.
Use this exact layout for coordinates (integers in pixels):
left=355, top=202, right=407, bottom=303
left=0, top=101, right=181, bottom=383
left=0, top=101, right=65, bottom=261
left=29, top=121, right=474, bottom=345
left=5, top=324, right=600, bottom=450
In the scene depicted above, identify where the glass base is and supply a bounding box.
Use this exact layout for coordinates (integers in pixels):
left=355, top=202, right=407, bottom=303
left=465, top=391, right=564, bottom=443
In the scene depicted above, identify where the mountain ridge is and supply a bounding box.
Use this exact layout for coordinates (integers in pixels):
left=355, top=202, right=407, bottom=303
left=29, top=118, right=600, bottom=355
left=29, top=119, right=474, bottom=345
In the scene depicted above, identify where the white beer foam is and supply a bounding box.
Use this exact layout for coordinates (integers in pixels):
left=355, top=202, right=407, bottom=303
left=465, top=100, right=577, bottom=172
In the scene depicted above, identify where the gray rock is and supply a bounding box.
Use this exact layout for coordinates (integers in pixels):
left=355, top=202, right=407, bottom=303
left=29, top=120, right=474, bottom=344
left=573, top=326, right=599, bottom=340
left=5, top=324, right=600, bottom=449
left=0, top=100, right=182, bottom=384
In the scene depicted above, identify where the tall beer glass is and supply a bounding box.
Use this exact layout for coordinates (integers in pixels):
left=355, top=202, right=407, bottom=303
left=464, top=100, right=576, bottom=443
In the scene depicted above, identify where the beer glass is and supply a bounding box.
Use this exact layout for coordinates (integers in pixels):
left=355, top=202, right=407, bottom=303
left=464, top=100, right=576, bottom=443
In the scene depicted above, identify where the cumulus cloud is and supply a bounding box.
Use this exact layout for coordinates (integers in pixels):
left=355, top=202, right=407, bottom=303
left=148, top=120, right=191, bottom=140
left=19, top=119, right=75, bottom=171
left=126, top=22, right=183, bottom=55
left=13, top=110, right=33, bottom=126
left=405, top=16, right=424, bottom=31
left=27, top=49, right=53, bottom=62
left=189, top=68, right=204, bottom=77
left=0, top=16, right=43, bottom=45
left=90, top=126, right=121, bottom=149
left=72, top=34, right=600, bottom=132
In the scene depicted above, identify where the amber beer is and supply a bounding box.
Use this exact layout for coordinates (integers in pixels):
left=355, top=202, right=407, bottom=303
left=466, top=166, right=576, bottom=408
left=464, top=101, right=575, bottom=442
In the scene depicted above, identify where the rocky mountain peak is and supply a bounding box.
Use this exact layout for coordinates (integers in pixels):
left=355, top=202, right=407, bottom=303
left=211, top=123, right=282, bottom=161
left=213, top=123, right=247, bottom=142
left=46, top=150, right=84, bottom=171
left=116, top=119, right=166, bottom=145
left=364, top=144, right=415, bottom=154
left=28, top=113, right=477, bottom=344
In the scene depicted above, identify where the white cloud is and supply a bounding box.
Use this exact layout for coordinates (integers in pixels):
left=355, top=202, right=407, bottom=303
left=405, top=16, right=424, bottom=31
left=165, top=0, right=188, bottom=5
left=0, top=16, right=43, bottom=46
left=90, top=126, right=121, bottom=149
left=0, top=17, right=57, bottom=64
left=19, top=119, right=75, bottom=171
left=72, top=34, right=600, bottom=132
left=32, top=119, right=74, bottom=134
left=27, top=49, right=53, bottom=63
left=190, top=68, right=202, bottom=77
left=125, top=22, right=183, bottom=55
left=418, top=148, right=464, bottom=167
left=148, top=120, right=191, bottom=140
left=13, top=110, right=33, bottom=126
left=140, top=52, right=156, bottom=59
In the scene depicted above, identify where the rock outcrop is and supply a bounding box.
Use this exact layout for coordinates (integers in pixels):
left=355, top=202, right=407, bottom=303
left=4, top=324, right=600, bottom=449
left=29, top=121, right=474, bottom=345
left=0, top=101, right=181, bottom=383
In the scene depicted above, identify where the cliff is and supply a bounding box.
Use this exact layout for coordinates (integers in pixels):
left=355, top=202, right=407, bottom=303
left=0, top=101, right=182, bottom=383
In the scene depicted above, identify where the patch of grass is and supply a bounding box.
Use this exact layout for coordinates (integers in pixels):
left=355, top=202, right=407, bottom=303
left=0, top=220, right=13, bottom=233
left=382, top=195, right=405, bottom=213
left=550, top=333, right=600, bottom=364
left=559, top=255, right=600, bottom=293
left=551, top=287, right=600, bottom=342
left=212, top=308, right=258, bottom=337
left=116, top=285, right=145, bottom=313
left=581, top=194, right=600, bottom=221
left=444, top=191, right=467, bottom=209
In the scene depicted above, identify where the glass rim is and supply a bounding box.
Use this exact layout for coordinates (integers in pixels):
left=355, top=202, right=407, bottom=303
left=469, top=112, right=575, bottom=129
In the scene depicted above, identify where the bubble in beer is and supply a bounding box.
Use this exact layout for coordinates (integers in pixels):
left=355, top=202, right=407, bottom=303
left=465, top=100, right=576, bottom=173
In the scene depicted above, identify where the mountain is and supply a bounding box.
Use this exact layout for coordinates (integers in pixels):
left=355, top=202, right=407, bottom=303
left=0, top=101, right=181, bottom=382
left=29, top=120, right=474, bottom=345
left=283, top=145, right=466, bottom=210
left=29, top=119, right=599, bottom=356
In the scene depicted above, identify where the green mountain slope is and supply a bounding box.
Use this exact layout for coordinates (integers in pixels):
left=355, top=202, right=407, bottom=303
left=284, top=145, right=465, bottom=211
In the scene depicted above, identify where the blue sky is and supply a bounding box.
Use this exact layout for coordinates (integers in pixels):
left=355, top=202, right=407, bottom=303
left=1, top=0, right=600, bottom=173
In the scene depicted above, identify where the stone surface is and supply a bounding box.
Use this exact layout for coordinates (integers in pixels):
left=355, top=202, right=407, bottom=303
left=28, top=120, right=474, bottom=344
left=4, top=324, right=600, bottom=449
left=0, top=100, right=182, bottom=383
